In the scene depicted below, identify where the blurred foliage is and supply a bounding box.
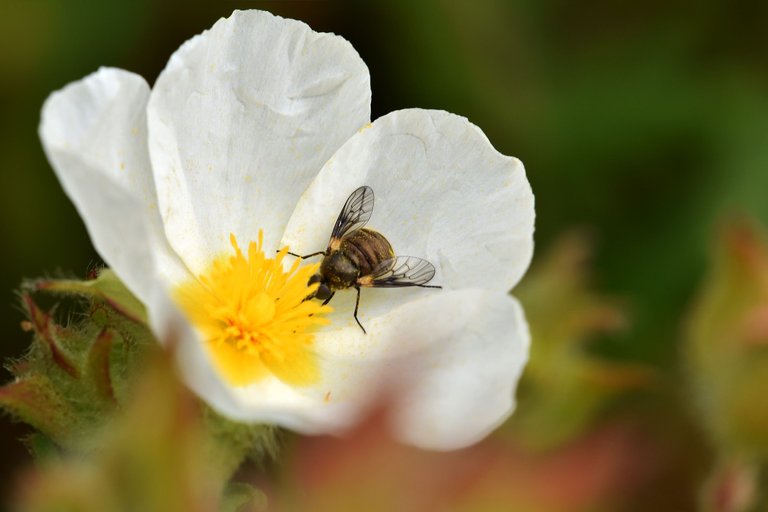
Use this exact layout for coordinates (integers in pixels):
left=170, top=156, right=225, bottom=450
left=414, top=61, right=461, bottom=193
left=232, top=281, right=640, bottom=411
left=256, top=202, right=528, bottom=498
left=2, top=0, right=768, bottom=510
left=12, top=347, right=268, bottom=512
left=684, top=222, right=768, bottom=510
left=685, top=222, right=768, bottom=456
left=511, top=230, right=653, bottom=449
left=269, top=407, right=653, bottom=512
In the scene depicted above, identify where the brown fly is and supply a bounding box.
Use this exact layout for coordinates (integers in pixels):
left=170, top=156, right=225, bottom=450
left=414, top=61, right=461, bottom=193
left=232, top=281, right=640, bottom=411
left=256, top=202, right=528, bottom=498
left=285, top=186, right=441, bottom=333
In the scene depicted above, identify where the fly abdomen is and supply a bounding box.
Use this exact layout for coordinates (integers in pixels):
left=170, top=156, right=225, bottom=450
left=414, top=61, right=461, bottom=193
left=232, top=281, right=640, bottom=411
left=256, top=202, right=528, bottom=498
left=341, top=228, right=394, bottom=276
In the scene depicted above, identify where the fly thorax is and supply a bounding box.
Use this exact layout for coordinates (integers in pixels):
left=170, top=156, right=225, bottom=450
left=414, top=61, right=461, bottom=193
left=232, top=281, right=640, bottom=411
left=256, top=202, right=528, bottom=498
left=321, top=251, right=359, bottom=290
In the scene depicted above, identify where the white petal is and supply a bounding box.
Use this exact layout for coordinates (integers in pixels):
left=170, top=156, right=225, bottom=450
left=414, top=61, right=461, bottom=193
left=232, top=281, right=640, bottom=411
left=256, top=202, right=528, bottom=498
left=147, top=10, right=371, bottom=273
left=314, top=290, right=530, bottom=450
left=39, top=67, right=188, bottom=304
left=282, top=109, right=535, bottom=293
left=178, top=288, right=528, bottom=450
left=391, top=293, right=529, bottom=450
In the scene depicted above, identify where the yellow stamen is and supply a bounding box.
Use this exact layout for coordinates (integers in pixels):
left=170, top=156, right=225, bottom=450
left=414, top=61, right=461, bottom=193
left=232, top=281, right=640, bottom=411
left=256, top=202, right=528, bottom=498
left=174, top=232, right=331, bottom=387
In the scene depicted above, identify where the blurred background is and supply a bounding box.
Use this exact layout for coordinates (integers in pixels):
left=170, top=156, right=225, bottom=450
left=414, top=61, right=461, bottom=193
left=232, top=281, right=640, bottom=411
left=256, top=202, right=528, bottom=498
left=2, top=1, right=768, bottom=510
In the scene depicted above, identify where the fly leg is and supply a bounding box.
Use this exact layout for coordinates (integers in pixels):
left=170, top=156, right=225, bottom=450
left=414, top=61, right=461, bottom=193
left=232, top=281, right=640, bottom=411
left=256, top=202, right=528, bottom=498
left=353, top=286, right=367, bottom=334
left=283, top=250, right=326, bottom=259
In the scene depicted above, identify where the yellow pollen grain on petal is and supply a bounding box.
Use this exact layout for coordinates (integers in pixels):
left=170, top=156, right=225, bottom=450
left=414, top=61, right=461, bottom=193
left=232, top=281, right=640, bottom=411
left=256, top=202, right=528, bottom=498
left=173, top=231, right=332, bottom=387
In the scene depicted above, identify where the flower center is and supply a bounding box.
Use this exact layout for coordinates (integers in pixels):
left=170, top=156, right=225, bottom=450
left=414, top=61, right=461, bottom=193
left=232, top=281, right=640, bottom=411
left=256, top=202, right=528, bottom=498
left=174, top=232, right=331, bottom=387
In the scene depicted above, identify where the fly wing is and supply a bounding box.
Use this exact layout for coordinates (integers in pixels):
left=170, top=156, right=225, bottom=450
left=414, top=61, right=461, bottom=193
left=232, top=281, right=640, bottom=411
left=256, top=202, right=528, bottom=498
left=329, top=186, right=374, bottom=246
left=364, top=256, right=438, bottom=288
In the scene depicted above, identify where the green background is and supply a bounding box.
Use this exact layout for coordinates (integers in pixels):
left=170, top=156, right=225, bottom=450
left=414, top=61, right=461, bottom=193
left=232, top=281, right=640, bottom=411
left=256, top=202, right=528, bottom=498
left=1, top=0, right=767, bottom=506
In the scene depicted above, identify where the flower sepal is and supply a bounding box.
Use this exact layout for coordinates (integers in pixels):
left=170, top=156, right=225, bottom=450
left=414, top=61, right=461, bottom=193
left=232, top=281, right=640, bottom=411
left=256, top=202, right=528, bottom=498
left=0, top=269, right=156, bottom=451
left=32, top=268, right=147, bottom=324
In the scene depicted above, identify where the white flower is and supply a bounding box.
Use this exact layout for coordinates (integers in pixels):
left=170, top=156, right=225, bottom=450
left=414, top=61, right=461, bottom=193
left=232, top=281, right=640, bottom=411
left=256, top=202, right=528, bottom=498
left=39, top=10, right=534, bottom=450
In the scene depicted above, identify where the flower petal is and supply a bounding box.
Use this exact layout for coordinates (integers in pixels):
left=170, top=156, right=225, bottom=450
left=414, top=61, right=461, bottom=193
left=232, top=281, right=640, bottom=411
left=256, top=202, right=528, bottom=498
left=147, top=10, right=371, bottom=273
left=393, top=294, right=529, bottom=450
left=175, top=287, right=528, bottom=450
left=39, top=67, right=188, bottom=304
left=314, top=290, right=530, bottom=450
left=282, top=109, right=535, bottom=293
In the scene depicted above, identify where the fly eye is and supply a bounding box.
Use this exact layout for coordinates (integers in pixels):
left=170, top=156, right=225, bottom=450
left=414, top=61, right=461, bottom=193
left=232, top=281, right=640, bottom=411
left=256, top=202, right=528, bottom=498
left=308, top=274, right=322, bottom=286
left=315, top=284, right=332, bottom=301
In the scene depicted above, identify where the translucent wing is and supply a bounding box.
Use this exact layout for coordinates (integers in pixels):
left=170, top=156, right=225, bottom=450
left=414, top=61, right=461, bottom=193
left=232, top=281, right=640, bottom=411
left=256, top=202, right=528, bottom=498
left=329, top=186, right=374, bottom=244
left=364, top=256, right=438, bottom=288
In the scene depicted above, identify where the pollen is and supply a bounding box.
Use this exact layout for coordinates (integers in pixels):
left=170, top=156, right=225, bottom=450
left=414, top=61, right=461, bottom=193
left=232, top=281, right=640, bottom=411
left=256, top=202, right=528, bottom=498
left=174, top=232, right=331, bottom=387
